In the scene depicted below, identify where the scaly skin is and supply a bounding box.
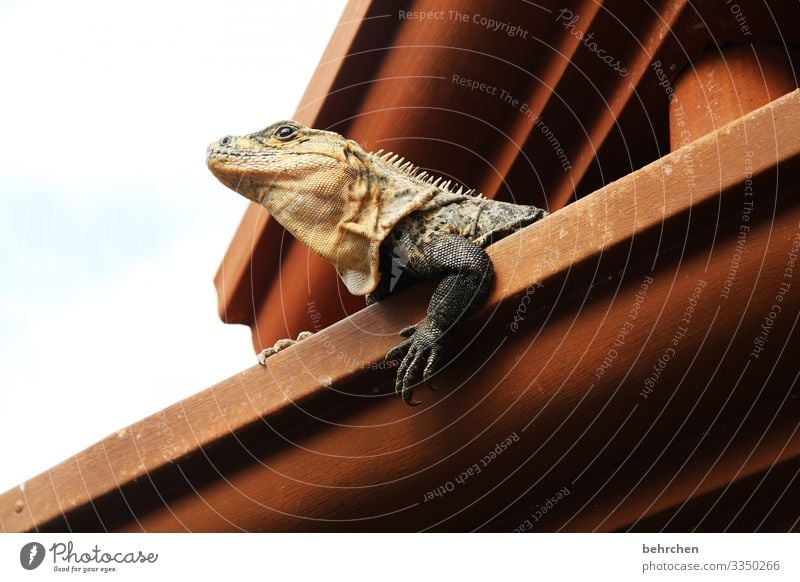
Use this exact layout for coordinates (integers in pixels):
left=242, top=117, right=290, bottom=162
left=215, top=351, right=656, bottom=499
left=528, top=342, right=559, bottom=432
left=207, top=121, right=548, bottom=404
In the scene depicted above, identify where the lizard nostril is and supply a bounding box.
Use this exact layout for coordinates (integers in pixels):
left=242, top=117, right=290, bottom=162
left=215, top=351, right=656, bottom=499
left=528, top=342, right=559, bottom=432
left=220, top=136, right=233, bottom=146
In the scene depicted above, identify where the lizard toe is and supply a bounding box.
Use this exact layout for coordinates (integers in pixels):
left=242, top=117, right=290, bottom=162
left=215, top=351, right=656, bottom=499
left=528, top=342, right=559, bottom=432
left=272, top=338, right=295, bottom=351
left=399, top=359, right=423, bottom=406
left=394, top=344, right=415, bottom=397
left=257, top=347, right=278, bottom=366
left=398, top=345, right=431, bottom=405
left=386, top=337, right=412, bottom=365
left=423, top=345, right=442, bottom=389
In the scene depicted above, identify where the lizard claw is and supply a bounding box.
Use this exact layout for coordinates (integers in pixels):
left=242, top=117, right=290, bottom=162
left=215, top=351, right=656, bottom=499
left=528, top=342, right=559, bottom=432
left=257, top=331, right=314, bottom=366
left=386, top=319, right=443, bottom=405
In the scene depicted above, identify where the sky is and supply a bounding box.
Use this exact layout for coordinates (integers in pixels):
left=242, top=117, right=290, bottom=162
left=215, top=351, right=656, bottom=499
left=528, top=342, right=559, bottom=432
left=0, top=0, right=349, bottom=493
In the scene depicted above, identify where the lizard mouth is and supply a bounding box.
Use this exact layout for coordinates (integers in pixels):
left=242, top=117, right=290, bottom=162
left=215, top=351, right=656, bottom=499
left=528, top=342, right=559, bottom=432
left=206, top=145, right=277, bottom=162
left=206, top=147, right=276, bottom=204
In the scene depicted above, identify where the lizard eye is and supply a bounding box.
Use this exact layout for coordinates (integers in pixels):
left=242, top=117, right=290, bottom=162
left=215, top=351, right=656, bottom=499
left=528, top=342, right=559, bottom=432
left=220, top=136, right=233, bottom=146
left=274, top=125, right=297, bottom=140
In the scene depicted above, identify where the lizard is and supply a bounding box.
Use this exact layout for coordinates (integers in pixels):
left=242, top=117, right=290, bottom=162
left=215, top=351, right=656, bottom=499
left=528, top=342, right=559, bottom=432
left=207, top=120, right=548, bottom=404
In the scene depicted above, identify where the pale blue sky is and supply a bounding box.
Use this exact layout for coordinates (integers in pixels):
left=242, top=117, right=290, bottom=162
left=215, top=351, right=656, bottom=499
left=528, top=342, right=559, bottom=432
left=0, top=0, right=348, bottom=493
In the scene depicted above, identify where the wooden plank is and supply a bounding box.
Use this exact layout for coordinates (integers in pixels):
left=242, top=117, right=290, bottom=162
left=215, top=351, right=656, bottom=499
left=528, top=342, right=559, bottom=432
left=2, top=90, right=799, bottom=532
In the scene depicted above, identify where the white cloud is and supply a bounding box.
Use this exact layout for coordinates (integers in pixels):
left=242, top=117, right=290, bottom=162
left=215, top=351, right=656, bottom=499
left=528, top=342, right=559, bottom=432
left=0, top=0, right=349, bottom=492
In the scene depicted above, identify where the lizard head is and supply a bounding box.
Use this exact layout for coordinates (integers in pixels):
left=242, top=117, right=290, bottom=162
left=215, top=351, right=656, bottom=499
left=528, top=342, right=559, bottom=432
left=206, top=120, right=359, bottom=204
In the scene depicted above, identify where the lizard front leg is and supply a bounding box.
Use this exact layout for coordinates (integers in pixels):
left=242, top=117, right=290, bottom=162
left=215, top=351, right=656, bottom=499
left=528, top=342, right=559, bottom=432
left=386, top=233, right=494, bottom=404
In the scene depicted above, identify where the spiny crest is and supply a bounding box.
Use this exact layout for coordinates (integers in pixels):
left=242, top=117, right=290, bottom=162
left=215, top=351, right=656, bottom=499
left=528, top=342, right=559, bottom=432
left=369, top=148, right=481, bottom=198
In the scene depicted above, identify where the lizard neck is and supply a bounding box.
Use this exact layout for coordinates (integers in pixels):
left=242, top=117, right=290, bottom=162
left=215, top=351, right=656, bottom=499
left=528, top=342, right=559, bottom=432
left=347, top=147, right=423, bottom=202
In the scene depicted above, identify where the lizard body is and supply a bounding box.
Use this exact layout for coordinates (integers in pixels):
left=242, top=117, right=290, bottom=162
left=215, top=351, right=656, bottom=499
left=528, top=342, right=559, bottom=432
left=207, top=120, right=548, bottom=403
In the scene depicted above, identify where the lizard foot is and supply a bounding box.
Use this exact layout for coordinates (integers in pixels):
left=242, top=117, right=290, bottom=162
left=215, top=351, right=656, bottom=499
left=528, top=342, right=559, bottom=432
left=386, top=319, right=443, bottom=405
left=257, top=331, right=314, bottom=365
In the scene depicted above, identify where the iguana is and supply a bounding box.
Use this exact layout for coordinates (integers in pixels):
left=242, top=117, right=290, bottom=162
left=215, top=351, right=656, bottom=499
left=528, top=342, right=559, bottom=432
left=207, top=120, right=548, bottom=404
